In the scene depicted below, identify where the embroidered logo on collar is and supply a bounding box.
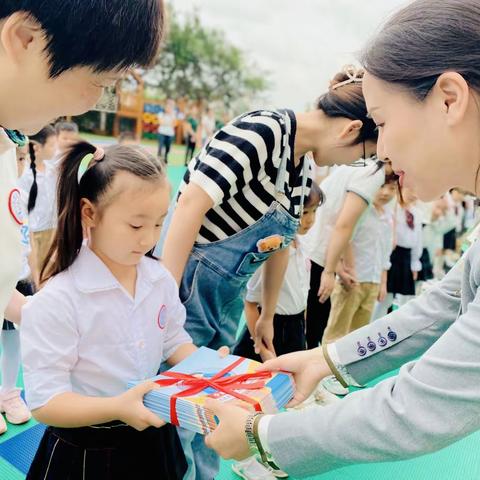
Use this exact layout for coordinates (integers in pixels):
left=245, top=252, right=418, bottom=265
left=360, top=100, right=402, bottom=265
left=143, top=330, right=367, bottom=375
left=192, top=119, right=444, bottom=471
left=8, top=188, right=26, bottom=225
left=157, top=304, right=167, bottom=329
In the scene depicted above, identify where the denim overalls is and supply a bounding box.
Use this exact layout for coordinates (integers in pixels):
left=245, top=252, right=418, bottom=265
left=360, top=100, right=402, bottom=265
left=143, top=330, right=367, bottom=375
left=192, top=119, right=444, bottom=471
left=161, top=111, right=310, bottom=480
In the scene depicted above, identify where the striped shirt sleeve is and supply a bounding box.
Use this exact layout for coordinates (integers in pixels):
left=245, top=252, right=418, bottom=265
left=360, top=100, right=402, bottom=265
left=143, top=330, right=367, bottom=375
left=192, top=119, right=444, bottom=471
left=188, top=111, right=285, bottom=208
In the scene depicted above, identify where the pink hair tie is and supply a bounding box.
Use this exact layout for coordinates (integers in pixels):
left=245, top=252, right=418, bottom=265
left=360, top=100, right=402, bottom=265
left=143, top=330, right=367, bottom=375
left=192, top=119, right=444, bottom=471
left=93, top=146, right=105, bottom=160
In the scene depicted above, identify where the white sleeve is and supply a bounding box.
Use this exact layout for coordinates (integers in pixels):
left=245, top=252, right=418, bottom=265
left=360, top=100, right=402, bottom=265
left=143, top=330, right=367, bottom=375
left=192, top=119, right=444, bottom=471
left=346, top=165, right=385, bottom=205
left=381, top=216, right=394, bottom=271
left=245, top=267, right=263, bottom=304
left=162, top=280, right=193, bottom=361
left=20, top=287, right=78, bottom=411
left=411, top=214, right=424, bottom=272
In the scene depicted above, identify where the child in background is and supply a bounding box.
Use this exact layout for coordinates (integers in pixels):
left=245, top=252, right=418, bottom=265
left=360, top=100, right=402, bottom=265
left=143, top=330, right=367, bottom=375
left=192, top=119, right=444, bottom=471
left=184, top=105, right=201, bottom=166
left=157, top=98, right=177, bottom=164
left=55, top=121, right=80, bottom=157
left=18, top=125, right=58, bottom=275
left=231, top=182, right=322, bottom=480
left=0, top=144, right=36, bottom=435
left=372, top=188, right=423, bottom=319
left=234, top=182, right=323, bottom=362
left=322, top=180, right=396, bottom=344
left=419, top=198, right=456, bottom=282
left=21, top=143, right=192, bottom=479
left=304, top=160, right=387, bottom=349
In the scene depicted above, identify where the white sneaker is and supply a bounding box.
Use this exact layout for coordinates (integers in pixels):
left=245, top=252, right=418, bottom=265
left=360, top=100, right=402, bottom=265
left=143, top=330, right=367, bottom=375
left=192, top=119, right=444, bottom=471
left=0, top=414, right=7, bottom=434
left=320, top=375, right=349, bottom=396
left=232, top=456, right=277, bottom=480
left=1, top=389, right=31, bottom=425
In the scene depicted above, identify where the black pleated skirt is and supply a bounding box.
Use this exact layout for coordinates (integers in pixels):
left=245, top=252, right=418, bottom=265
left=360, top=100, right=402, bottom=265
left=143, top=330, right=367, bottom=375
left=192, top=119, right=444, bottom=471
left=387, top=246, right=415, bottom=295
left=27, top=421, right=187, bottom=480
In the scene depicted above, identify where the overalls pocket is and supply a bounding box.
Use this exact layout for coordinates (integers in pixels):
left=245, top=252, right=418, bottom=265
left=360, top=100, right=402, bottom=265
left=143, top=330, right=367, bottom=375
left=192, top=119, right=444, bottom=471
left=235, top=251, right=273, bottom=277
left=179, top=256, right=201, bottom=305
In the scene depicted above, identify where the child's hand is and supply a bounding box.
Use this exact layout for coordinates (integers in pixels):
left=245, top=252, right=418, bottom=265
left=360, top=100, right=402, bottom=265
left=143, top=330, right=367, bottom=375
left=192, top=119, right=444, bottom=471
left=318, top=270, right=335, bottom=303
left=253, top=315, right=276, bottom=358
left=114, top=382, right=166, bottom=431
left=378, top=282, right=388, bottom=302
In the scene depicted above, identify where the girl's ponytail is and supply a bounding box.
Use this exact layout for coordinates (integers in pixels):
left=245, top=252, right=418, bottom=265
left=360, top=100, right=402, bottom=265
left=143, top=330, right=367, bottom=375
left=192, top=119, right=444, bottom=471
left=40, top=142, right=96, bottom=283
left=27, top=142, right=38, bottom=213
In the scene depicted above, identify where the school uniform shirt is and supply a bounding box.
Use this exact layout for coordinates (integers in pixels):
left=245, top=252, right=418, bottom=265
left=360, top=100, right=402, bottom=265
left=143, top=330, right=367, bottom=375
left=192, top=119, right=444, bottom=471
left=245, top=237, right=310, bottom=315
left=423, top=214, right=456, bottom=262
left=0, top=130, right=22, bottom=317
left=304, top=161, right=385, bottom=267
left=18, top=189, right=32, bottom=281
left=351, top=205, right=393, bottom=284
left=158, top=111, right=176, bottom=137
left=179, top=110, right=312, bottom=243
left=17, top=160, right=57, bottom=233
left=395, top=204, right=423, bottom=271
left=21, top=245, right=192, bottom=411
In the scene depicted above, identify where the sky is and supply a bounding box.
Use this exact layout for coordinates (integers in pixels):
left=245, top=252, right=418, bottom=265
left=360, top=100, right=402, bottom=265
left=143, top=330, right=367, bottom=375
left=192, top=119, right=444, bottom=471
left=172, top=0, right=412, bottom=110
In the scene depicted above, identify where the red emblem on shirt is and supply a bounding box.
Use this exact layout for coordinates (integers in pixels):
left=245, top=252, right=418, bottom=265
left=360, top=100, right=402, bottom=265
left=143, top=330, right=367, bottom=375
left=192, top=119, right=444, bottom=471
left=157, top=304, right=167, bottom=329
left=8, top=188, right=25, bottom=225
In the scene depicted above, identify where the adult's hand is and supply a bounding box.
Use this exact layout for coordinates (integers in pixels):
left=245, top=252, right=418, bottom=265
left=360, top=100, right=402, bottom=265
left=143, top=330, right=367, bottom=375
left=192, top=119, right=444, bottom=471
left=258, top=347, right=332, bottom=407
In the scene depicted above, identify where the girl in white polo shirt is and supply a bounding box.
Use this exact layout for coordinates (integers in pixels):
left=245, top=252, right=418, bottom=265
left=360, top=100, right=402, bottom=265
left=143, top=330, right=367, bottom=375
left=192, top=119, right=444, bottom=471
left=18, top=125, right=58, bottom=276
left=21, top=143, right=196, bottom=479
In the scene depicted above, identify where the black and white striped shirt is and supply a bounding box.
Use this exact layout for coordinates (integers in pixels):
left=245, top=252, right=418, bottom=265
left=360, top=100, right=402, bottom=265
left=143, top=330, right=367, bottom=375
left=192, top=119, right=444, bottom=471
left=179, top=109, right=312, bottom=243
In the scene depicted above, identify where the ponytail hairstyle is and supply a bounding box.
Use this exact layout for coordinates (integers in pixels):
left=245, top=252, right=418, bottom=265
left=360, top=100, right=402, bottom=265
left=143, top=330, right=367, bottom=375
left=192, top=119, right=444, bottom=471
left=40, top=142, right=166, bottom=283
left=27, top=125, right=56, bottom=213
left=316, top=67, right=378, bottom=145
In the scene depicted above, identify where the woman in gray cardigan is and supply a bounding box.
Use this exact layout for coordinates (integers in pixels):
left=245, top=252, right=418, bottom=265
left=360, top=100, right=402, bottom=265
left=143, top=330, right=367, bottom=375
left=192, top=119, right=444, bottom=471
left=204, top=0, right=480, bottom=477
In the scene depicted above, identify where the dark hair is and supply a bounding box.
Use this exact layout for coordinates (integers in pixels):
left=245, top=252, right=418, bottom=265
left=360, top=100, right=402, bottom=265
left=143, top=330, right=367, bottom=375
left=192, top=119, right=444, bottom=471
left=55, top=121, right=79, bottom=135
left=27, top=125, right=56, bottom=213
left=316, top=69, right=378, bottom=144
left=361, top=0, right=480, bottom=100
left=0, top=1, right=165, bottom=77
left=41, top=142, right=166, bottom=283
left=304, top=180, right=324, bottom=208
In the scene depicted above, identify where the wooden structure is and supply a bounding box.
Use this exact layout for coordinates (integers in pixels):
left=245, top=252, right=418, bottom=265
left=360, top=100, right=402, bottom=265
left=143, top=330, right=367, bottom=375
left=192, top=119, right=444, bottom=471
left=112, top=70, right=145, bottom=141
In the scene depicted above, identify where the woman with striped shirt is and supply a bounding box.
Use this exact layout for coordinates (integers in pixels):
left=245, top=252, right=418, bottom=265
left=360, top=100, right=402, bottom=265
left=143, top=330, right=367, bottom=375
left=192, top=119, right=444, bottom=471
left=160, top=68, right=379, bottom=480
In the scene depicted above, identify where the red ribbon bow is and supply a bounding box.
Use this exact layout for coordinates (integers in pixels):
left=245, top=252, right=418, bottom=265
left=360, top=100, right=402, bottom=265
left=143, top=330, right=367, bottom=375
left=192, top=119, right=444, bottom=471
left=155, top=357, right=272, bottom=427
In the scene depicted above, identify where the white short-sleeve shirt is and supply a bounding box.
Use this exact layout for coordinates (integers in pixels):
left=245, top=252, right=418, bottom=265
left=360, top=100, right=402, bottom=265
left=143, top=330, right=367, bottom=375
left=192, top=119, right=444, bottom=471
left=245, top=238, right=310, bottom=315
left=21, top=246, right=192, bottom=410
left=0, top=130, right=22, bottom=316
left=351, top=206, right=394, bottom=283
left=304, top=161, right=385, bottom=267
left=17, top=160, right=58, bottom=232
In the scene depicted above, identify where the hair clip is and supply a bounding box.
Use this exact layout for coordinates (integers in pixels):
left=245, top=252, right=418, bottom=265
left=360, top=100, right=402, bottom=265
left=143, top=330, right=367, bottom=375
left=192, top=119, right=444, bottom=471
left=77, top=147, right=105, bottom=184
left=330, top=65, right=364, bottom=90
left=77, top=153, right=94, bottom=184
